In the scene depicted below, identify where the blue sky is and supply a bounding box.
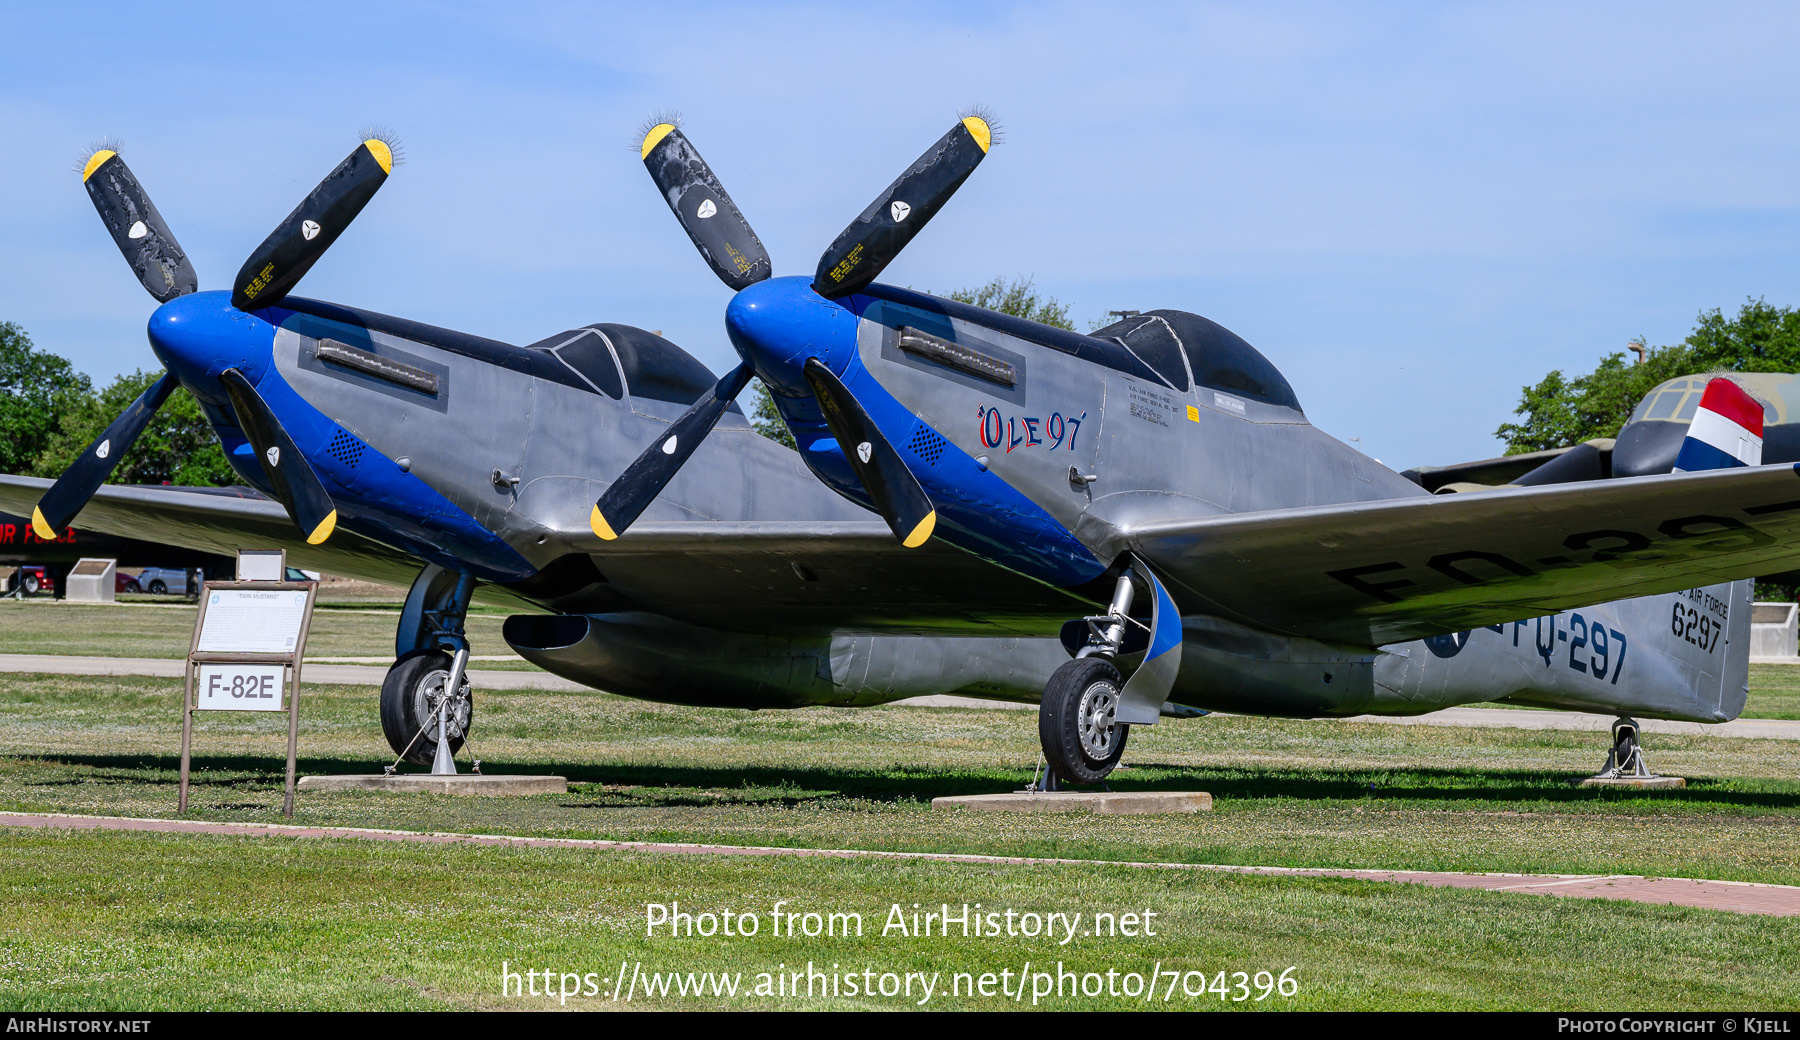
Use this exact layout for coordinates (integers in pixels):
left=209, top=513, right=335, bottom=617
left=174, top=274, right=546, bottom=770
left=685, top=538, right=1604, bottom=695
left=5, top=2, right=1800, bottom=468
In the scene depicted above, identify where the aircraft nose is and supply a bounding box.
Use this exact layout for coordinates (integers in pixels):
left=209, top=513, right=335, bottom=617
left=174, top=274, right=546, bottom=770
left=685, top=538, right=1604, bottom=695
left=725, top=276, right=863, bottom=398
left=147, top=291, right=279, bottom=386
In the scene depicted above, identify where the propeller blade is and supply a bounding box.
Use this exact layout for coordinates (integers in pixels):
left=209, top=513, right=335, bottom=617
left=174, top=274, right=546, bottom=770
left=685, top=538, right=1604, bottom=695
left=30, top=370, right=180, bottom=539
left=591, top=363, right=755, bottom=540
left=812, top=115, right=994, bottom=299
left=79, top=149, right=198, bottom=303
left=217, top=369, right=339, bottom=544
left=231, top=136, right=397, bottom=311
left=641, top=123, right=772, bottom=292
left=802, top=359, right=936, bottom=547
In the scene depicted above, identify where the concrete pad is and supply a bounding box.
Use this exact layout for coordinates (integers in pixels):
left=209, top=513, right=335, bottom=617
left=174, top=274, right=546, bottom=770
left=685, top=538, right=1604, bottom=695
left=931, top=791, right=1212, bottom=814
left=1577, top=776, right=1687, bottom=790
left=296, top=774, right=566, bottom=796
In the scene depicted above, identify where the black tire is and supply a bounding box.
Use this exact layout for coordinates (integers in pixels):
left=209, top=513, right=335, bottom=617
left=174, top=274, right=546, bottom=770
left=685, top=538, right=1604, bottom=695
left=379, top=650, right=473, bottom=766
left=148, top=580, right=167, bottom=595
left=1038, top=658, right=1130, bottom=785
left=22, top=575, right=40, bottom=596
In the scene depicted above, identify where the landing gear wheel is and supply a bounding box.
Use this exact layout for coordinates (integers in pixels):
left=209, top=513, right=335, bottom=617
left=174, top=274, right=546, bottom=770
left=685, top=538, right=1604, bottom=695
left=22, top=575, right=40, bottom=595
left=1039, top=658, right=1130, bottom=786
left=380, top=649, right=473, bottom=766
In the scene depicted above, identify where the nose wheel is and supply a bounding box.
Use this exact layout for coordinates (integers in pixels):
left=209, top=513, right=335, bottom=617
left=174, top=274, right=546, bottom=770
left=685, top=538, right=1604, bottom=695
left=1038, top=658, right=1130, bottom=786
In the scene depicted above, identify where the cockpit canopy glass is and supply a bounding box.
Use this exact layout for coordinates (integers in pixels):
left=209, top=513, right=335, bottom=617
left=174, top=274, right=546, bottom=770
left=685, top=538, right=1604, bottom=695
left=524, top=328, right=625, bottom=399
left=1092, top=314, right=1190, bottom=392
left=596, top=324, right=730, bottom=409
left=1091, top=309, right=1301, bottom=411
left=522, top=324, right=735, bottom=411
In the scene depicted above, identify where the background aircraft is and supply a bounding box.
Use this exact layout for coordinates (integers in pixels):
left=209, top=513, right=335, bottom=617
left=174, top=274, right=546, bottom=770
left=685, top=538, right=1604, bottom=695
left=7, top=118, right=1800, bottom=789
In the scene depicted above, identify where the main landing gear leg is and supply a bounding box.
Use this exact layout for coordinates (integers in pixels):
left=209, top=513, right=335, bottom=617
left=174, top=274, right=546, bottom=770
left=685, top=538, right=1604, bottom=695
left=381, top=565, right=477, bottom=770
left=1033, top=570, right=1138, bottom=790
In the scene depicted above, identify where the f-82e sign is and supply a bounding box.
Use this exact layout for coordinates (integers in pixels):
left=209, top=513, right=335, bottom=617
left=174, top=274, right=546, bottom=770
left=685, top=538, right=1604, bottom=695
left=195, top=664, right=286, bottom=711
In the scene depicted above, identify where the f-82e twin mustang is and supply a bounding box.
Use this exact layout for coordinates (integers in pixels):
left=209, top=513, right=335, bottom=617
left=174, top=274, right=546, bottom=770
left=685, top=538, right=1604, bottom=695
left=11, top=117, right=1800, bottom=786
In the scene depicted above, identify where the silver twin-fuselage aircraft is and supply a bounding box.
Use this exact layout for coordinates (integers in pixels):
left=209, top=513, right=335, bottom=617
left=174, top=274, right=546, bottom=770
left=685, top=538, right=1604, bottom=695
left=10, top=115, right=1800, bottom=786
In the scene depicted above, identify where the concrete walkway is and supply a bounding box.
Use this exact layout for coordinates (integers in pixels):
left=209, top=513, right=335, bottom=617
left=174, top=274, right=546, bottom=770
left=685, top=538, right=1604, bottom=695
left=5, top=812, right=1795, bottom=917
left=4, top=654, right=1797, bottom=737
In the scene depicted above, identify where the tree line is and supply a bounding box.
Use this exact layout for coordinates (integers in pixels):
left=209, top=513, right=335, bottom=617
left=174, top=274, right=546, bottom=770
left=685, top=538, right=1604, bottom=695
left=0, top=322, right=235, bottom=485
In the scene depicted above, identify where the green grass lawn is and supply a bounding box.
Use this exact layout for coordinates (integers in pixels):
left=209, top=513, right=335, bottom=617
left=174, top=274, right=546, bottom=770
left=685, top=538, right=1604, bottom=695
left=1742, top=664, right=1800, bottom=719
left=4, top=672, right=1798, bottom=886
left=4, top=828, right=1794, bottom=1011
left=0, top=599, right=525, bottom=665
left=4, top=620, right=1800, bottom=1010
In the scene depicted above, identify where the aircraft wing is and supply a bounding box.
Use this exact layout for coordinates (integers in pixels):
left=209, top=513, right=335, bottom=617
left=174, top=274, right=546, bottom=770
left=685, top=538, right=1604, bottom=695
left=0, top=476, right=1096, bottom=634
left=570, top=521, right=1096, bottom=635
left=0, top=475, right=428, bottom=591
left=1125, top=463, right=1800, bottom=645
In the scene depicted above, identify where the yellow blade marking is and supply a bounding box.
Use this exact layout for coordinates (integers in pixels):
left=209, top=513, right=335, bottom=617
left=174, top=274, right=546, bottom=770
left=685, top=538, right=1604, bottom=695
left=960, top=117, right=992, bottom=153
left=363, top=139, right=394, bottom=175
left=641, top=123, right=677, bottom=160
left=30, top=506, right=58, bottom=541
left=81, top=150, right=117, bottom=182
left=591, top=504, right=619, bottom=541
left=306, top=510, right=338, bottom=545
left=902, top=509, right=937, bottom=548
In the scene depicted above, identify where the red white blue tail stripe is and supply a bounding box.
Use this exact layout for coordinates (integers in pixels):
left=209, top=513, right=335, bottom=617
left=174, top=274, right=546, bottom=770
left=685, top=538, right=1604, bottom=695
left=1672, top=378, right=1764, bottom=472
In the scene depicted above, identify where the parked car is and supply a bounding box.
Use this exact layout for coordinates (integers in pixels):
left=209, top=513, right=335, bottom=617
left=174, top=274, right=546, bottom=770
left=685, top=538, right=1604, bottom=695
left=134, top=567, right=193, bottom=596
left=10, top=565, right=54, bottom=596
left=116, top=572, right=142, bottom=594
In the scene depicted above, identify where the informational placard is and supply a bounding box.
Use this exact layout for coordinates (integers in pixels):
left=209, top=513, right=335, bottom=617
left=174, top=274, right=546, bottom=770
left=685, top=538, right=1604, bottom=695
left=180, top=571, right=317, bottom=818
left=195, top=588, right=309, bottom=654
left=195, top=664, right=287, bottom=711
left=236, top=549, right=285, bottom=583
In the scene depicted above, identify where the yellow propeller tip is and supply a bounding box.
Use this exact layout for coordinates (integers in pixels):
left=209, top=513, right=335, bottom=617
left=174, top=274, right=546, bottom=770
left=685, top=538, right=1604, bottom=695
left=641, top=123, right=677, bottom=160
left=902, top=510, right=937, bottom=548
left=591, top=505, right=619, bottom=541
left=363, top=139, right=394, bottom=175
left=29, top=507, right=58, bottom=542
left=306, top=510, right=338, bottom=545
left=80, top=150, right=116, bottom=182
left=960, top=117, right=992, bottom=153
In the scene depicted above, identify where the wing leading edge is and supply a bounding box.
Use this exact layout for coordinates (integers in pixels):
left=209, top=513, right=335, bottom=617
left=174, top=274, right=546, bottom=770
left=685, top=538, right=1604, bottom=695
left=1126, top=462, right=1800, bottom=646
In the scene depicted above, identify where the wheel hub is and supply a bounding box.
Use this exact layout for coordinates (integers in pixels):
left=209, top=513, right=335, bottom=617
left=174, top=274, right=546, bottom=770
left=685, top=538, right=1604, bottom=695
left=1076, top=680, right=1120, bottom=759
left=412, top=669, right=471, bottom=743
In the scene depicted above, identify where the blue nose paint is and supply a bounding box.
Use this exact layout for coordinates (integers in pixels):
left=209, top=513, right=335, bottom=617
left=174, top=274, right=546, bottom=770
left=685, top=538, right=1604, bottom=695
left=725, top=276, right=864, bottom=397
left=147, top=291, right=280, bottom=396
left=725, top=276, right=1106, bottom=589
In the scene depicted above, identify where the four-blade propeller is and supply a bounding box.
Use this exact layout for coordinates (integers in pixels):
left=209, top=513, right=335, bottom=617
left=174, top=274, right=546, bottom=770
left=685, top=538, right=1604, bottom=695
left=33, top=137, right=398, bottom=543
left=596, top=113, right=993, bottom=544
left=48, top=119, right=980, bottom=555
